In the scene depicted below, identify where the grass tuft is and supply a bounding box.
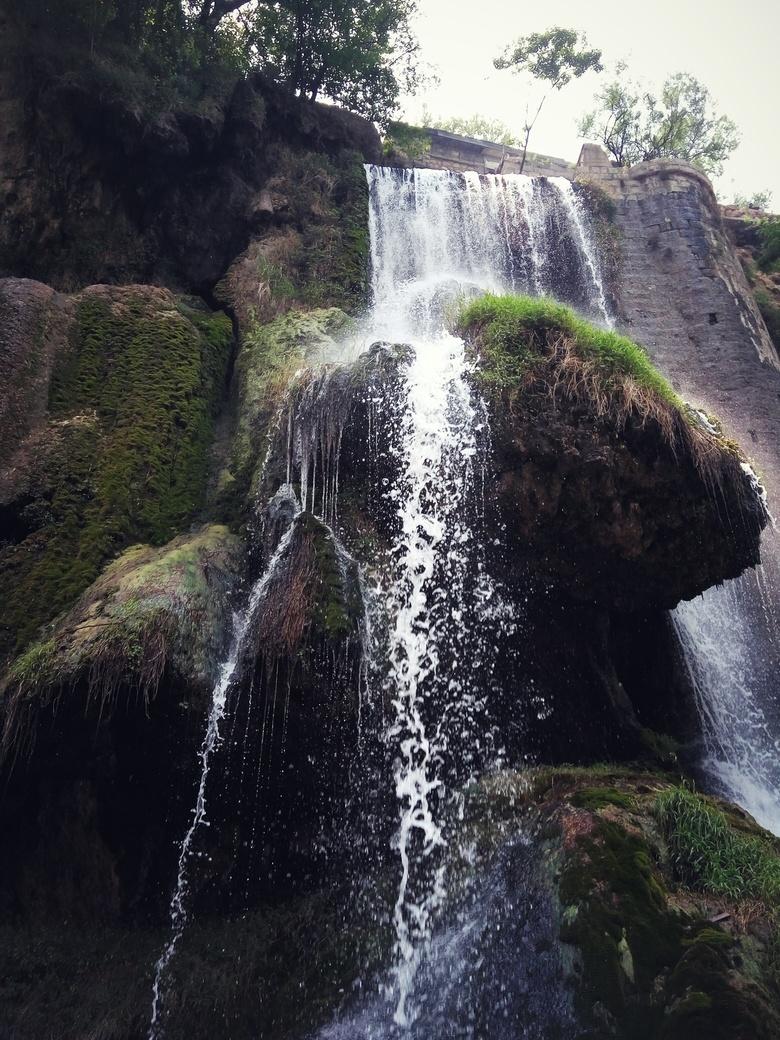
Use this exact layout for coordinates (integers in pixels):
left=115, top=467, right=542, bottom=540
left=458, top=293, right=681, bottom=405
left=655, top=786, right=780, bottom=904
left=456, top=293, right=744, bottom=481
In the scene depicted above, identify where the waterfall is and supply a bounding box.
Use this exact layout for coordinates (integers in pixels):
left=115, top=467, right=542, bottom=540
left=365, top=166, right=610, bottom=338
left=673, top=554, right=780, bottom=835
left=362, top=163, right=611, bottom=1025
left=147, top=163, right=613, bottom=1035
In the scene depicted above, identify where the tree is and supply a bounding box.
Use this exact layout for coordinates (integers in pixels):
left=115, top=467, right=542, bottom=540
left=578, top=69, right=739, bottom=178
left=194, top=0, right=252, bottom=32
left=9, top=0, right=421, bottom=124
left=247, top=0, right=421, bottom=123
left=434, top=114, right=519, bottom=147
left=494, top=26, right=602, bottom=173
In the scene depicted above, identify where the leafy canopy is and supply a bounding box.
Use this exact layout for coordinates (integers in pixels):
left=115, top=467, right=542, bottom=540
left=248, top=0, right=421, bottom=122
left=495, top=26, right=603, bottom=89
left=12, top=0, right=422, bottom=124
left=734, top=189, right=773, bottom=212
left=579, top=68, right=739, bottom=177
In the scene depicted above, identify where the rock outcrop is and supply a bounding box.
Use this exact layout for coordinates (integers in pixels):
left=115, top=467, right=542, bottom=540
left=0, top=12, right=380, bottom=297
left=0, top=279, right=234, bottom=665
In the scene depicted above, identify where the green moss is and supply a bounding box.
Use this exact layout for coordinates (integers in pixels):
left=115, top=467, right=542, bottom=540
left=457, top=293, right=683, bottom=409
left=755, top=287, right=780, bottom=353
left=639, top=727, right=681, bottom=768
left=1, top=526, right=241, bottom=746
left=571, top=787, right=638, bottom=812
left=757, top=217, right=780, bottom=273
left=662, top=927, right=777, bottom=1040
left=655, top=786, right=780, bottom=903
left=301, top=513, right=360, bottom=640
left=221, top=307, right=354, bottom=524
left=560, top=818, right=683, bottom=1030
left=258, top=150, right=370, bottom=315
left=0, top=291, right=232, bottom=660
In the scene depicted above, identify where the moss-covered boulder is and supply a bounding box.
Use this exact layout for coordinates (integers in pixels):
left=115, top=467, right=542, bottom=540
left=458, top=294, right=767, bottom=610
left=0, top=19, right=379, bottom=295
left=453, top=769, right=780, bottom=1040
left=214, top=147, right=371, bottom=335
left=1, top=524, right=243, bottom=758
left=0, top=280, right=233, bottom=663
left=220, top=307, right=355, bottom=521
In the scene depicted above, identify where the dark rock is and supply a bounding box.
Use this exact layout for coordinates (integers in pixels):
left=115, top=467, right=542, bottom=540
left=0, top=33, right=379, bottom=295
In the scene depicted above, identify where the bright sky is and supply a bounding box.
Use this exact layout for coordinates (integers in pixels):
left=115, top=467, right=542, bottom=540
left=399, top=0, right=780, bottom=205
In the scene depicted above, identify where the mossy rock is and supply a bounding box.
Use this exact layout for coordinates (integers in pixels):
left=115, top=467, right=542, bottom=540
left=547, top=772, right=780, bottom=1038
left=215, top=148, right=370, bottom=333
left=0, top=286, right=233, bottom=663
left=253, top=511, right=363, bottom=657
left=220, top=307, right=355, bottom=522
left=571, top=786, right=639, bottom=812
left=1, top=524, right=243, bottom=755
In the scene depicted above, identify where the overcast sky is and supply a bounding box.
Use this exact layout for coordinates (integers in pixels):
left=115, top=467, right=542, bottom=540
left=398, top=0, right=779, bottom=205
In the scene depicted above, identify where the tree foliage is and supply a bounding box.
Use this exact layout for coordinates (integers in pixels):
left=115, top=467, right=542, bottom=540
left=494, top=27, right=602, bottom=172
left=578, top=68, right=739, bottom=177
left=434, top=114, right=519, bottom=147
left=10, top=0, right=421, bottom=123
left=495, top=26, right=603, bottom=90
left=734, top=189, right=773, bottom=212
left=247, top=0, right=421, bottom=122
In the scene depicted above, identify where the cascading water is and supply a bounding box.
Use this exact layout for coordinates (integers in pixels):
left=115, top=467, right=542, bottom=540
left=147, top=162, right=612, bottom=1037
left=359, top=163, right=611, bottom=1027
left=673, top=550, right=780, bottom=836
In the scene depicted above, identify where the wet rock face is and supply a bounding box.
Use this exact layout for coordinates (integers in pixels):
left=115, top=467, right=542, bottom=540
left=490, top=387, right=765, bottom=611
left=0, top=279, right=234, bottom=665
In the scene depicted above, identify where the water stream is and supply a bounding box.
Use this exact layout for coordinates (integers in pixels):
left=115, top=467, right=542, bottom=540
left=148, top=522, right=301, bottom=1038
left=673, top=552, right=780, bottom=835
left=361, top=164, right=610, bottom=1025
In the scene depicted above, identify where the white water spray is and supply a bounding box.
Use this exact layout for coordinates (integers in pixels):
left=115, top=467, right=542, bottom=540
left=364, top=163, right=611, bottom=1024
left=673, top=556, right=780, bottom=836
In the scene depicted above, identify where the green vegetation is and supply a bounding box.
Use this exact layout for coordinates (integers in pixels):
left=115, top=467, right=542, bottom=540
left=457, top=293, right=682, bottom=408
left=225, top=151, right=369, bottom=320
left=758, top=218, right=780, bottom=273
left=734, top=189, right=773, bottom=212
left=433, top=114, right=519, bottom=146
left=383, top=121, right=432, bottom=161
left=0, top=290, right=232, bottom=661
left=755, top=288, right=780, bottom=353
left=571, top=786, right=638, bottom=811
left=11, top=0, right=421, bottom=124
left=560, top=817, right=683, bottom=1024
left=1, top=525, right=241, bottom=755
left=579, top=69, right=739, bottom=177
left=494, top=27, right=602, bottom=172
left=656, top=786, right=780, bottom=903
left=254, top=512, right=363, bottom=657
left=223, top=307, right=354, bottom=521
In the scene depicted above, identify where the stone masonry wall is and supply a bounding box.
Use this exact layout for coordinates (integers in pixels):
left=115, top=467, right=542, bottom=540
left=596, top=161, right=780, bottom=504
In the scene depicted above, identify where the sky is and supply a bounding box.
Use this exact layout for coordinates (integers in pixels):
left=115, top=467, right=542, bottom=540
left=397, top=0, right=780, bottom=205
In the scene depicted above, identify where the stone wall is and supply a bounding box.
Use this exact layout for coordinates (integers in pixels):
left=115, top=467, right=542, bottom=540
left=597, top=161, right=780, bottom=503
left=414, top=128, right=578, bottom=178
